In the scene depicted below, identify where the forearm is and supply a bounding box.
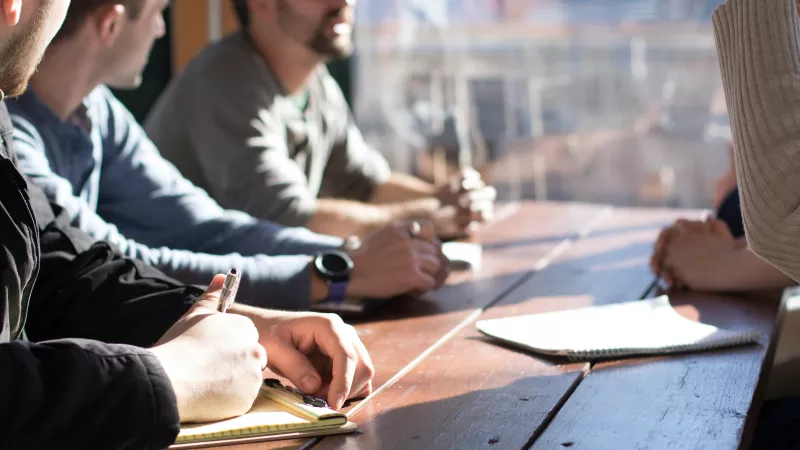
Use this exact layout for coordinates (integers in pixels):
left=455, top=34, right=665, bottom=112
left=709, top=246, right=795, bottom=292
left=369, top=173, right=437, bottom=204
left=307, top=199, right=392, bottom=238
left=713, top=0, right=800, bottom=281
left=307, top=198, right=439, bottom=238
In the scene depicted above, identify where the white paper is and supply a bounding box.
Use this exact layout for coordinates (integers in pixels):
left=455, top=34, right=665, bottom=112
left=477, top=296, right=762, bottom=359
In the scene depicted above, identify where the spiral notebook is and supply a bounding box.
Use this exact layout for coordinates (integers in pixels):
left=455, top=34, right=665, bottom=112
left=170, top=380, right=356, bottom=448
left=476, top=296, right=762, bottom=361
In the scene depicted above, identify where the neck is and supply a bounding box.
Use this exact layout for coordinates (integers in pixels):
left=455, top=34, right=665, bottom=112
left=29, top=41, right=102, bottom=121
left=247, top=27, right=321, bottom=95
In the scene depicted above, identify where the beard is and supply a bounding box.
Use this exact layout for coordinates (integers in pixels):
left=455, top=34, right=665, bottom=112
left=277, top=1, right=354, bottom=61
left=308, top=26, right=353, bottom=60
left=0, top=3, right=50, bottom=98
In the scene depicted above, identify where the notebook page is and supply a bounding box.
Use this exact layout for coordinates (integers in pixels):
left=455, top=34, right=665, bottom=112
left=477, top=296, right=761, bottom=359
left=178, top=388, right=345, bottom=443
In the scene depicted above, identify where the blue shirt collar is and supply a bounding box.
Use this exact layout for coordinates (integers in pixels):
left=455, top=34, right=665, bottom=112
left=15, top=88, right=93, bottom=134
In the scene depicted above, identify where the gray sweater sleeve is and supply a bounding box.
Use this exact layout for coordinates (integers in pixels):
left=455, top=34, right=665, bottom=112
left=712, top=0, right=800, bottom=282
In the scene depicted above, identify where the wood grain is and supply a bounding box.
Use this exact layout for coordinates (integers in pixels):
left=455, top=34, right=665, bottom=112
left=483, top=206, right=691, bottom=322
left=532, top=291, right=786, bottom=450
left=211, top=202, right=607, bottom=450
left=346, top=203, right=609, bottom=393
left=314, top=206, right=689, bottom=450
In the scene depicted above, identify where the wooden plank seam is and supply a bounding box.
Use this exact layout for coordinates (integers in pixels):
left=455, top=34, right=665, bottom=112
left=299, top=205, right=616, bottom=449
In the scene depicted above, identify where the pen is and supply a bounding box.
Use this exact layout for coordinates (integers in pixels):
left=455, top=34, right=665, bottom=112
left=217, top=268, right=240, bottom=313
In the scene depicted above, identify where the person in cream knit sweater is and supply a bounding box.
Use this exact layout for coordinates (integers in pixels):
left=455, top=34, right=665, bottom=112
left=713, top=0, right=800, bottom=283
left=713, top=1, right=800, bottom=446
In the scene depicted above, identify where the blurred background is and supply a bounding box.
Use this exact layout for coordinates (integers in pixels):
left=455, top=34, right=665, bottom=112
left=125, top=0, right=730, bottom=210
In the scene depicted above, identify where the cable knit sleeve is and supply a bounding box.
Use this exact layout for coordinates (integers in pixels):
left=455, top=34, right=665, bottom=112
left=713, top=0, right=800, bottom=281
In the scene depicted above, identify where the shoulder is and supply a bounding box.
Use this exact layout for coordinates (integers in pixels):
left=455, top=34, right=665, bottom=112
left=7, top=89, right=50, bottom=128
left=310, top=66, right=352, bottom=134
left=177, top=31, right=271, bottom=95
left=7, top=94, right=47, bottom=150
left=86, top=85, right=125, bottom=110
left=155, top=31, right=282, bottom=124
left=313, top=66, right=349, bottom=109
left=86, top=85, right=138, bottom=128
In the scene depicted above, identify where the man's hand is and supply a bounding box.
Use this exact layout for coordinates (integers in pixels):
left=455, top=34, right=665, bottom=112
left=230, top=306, right=375, bottom=411
left=347, top=220, right=449, bottom=298
left=435, top=168, right=496, bottom=238
left=651, top=219, right=700, bottom=287
left=656, top=219, right=737, bottom=291
left=149, top=275, right=267, bottom=423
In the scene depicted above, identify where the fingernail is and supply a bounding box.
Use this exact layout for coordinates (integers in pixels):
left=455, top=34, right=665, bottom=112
left=335, top=393, right=347, bottom=410
left=301, top=374, right=319, bottom=393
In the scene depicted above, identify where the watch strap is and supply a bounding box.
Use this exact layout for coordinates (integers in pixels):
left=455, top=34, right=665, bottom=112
left=324, top=280, right=349, bottom=304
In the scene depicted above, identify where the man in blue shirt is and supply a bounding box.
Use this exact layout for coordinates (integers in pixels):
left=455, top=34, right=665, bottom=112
left=10, top=0, right=447, bottom=310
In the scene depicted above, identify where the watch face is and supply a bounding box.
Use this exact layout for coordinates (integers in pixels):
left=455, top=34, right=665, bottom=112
left=315, top=250, right=353, bottom=282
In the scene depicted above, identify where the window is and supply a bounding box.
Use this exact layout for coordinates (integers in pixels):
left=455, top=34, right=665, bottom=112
left=352, top=0, right=729, bottom=208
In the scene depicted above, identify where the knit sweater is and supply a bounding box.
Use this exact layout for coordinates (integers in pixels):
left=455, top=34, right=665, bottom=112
left=713, top=0, right=800, bottom=282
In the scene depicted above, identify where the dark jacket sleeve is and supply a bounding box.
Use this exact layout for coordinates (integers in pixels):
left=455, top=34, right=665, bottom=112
left=25, top=178, right=202, bottom=349
left=25, top=215, right=202, bottom=348
left=0, top=339, right=179, bottom=450
left=0, top=162, right=197, bottom=449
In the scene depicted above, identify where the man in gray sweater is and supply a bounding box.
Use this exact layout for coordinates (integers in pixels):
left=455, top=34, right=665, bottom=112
left=146, top=0, right=496, bottom=240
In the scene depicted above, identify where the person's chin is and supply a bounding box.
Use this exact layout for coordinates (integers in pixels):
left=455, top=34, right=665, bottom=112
left=2, top=72, right=33, bottom=98
left=335, top=40, right=354, bottom=58
left=109, top=75, right=144, bottom=91
left=321, top=42, right=354, bottom=60
left=4, top=83, right=29, bottom=99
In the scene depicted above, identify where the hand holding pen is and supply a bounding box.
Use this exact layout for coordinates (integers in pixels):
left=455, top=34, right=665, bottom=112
left=149, top=272, right=266, bottom=423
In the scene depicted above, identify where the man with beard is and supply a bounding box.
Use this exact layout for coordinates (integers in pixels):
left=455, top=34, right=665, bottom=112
left=145, top=0, right=497, bottom=240
left=0, top=1, right=374, bottom=448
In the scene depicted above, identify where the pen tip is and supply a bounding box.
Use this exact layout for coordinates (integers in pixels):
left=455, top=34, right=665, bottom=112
left=230, top=268, right=237, bottom=275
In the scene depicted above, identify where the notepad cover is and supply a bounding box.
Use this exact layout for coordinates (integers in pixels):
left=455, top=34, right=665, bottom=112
left=171, top=385, right=355, bottom=448
left=476, top=296, right=762, bottom=360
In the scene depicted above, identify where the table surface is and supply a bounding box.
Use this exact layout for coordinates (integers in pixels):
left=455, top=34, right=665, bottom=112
left=214, top=202, right=786, bottom=450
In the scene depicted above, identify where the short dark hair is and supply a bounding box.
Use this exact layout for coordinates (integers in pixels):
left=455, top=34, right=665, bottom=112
left=232, top=0, right=250, bottom=28
left=55, top=0, right=145, bottom=41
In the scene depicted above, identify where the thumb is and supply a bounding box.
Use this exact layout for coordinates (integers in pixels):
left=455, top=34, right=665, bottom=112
left=263, top=338, right=323, bottom=395
left=191, top=274, right=227, bottom=313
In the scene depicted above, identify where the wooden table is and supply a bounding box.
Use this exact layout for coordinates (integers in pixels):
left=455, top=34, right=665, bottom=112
left=221, top=202, right=786, bottom=450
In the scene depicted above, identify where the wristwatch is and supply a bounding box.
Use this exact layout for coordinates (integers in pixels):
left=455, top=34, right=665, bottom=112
left=313, top=250, right=354, bottom=304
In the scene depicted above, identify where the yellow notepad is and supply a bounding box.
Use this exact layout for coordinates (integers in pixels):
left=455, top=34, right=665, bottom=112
left=171, top=381, right=356, bottom=448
